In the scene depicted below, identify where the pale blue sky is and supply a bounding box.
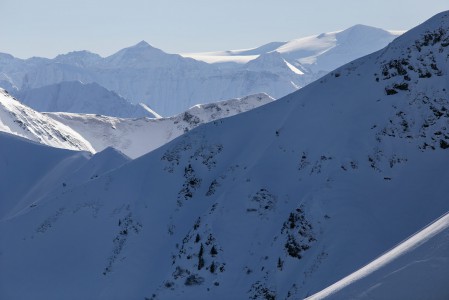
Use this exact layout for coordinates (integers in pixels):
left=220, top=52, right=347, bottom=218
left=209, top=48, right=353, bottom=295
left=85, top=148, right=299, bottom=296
left=1, top=0, right=448, bottom=58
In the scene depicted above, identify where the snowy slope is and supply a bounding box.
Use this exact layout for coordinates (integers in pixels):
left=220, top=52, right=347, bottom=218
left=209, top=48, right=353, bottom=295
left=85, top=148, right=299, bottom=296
left=307, top=212, right=449, bottom=300
left=278, top=25, right=404, bottom=73
left=183, top=25, right=403, bottom=74
left=16, top=81, right=160, bottom=118
left=0, top=133, right=129, bottom=222
left=2, top=11, right=449, bottom=300
left=45, top=93, right=274, bottom=158
left=244, top=51, right=304, bottom=75
left=0, top=132, right=90, bottom=220
left=0, top=89, right=94, bottom=152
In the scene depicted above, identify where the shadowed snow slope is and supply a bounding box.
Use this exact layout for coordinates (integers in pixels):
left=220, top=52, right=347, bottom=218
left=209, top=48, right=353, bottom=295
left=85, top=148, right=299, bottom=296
left=0, top=89, right=94, bottom=152
left=0, top=132, right=90, bottom=220
left=1, top=11, right=449, bottom=300
left=307, top=212, right=449, bottom=300
left=16, top=81, right=161, bottom=118
left=45, top=93, right=274, bottom=158
left=0, top=133, right=129, bottom=222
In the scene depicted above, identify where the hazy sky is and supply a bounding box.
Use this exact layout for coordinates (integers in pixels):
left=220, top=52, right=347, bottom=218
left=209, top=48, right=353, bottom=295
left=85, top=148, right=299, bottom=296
left=1, top=0, right=448, bottom=58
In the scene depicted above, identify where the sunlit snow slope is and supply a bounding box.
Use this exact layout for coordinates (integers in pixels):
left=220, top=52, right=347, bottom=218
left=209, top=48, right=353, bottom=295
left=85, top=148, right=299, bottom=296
left=0, top=89, right=94, bottom=152
left=45, top=93, right=274, bottom=158
left=183, top=24, right=403, bottom=73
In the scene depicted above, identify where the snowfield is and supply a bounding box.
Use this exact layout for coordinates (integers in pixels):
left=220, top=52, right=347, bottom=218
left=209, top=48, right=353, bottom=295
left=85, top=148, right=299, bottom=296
left=183, top=24, right=403, bottom=74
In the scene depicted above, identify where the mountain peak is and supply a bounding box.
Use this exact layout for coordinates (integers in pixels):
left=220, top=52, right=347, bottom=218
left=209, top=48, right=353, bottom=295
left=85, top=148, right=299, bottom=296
left=337, top=24, right=390, bottom=40
left=59, top=50, right=97, bottom=56
left=109, top=40, right=165, bottom=57
left=102, top=40, right=171, bottom=68
left=126, top=40, right=164, bottom=53
left=133, top=40, right=151, bottom=48
left=54, top=50, right=102, bottom=67
left=346, top=24, right=380, bottom=31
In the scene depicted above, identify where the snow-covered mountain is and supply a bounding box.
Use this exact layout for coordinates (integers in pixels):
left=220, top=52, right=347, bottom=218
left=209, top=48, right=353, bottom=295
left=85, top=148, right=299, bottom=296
left=0, top=88, right=94, bottom=152
left=184, top=24, right=403, bottom=73
left=16, top=81, right=160, bottom=118
left=45, top=93, right=274, bottom=158
left=0, top=25, right=401, bottom=116
left=2, top=11, right=449, bottom=299
left=0, top=42, right=301, bottom=116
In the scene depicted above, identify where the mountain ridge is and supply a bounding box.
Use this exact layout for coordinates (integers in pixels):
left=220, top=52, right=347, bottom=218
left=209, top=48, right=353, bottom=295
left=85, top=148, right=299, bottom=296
left=0, top=88, right=94, bottom=152
left=45, top=93, right=274, bottom=158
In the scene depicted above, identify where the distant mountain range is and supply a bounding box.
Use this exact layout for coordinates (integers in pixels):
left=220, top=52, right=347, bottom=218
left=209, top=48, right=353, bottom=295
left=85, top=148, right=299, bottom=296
left=1, top=11, right=448, bottom=300
left=16, top=81, right=160, bottom=118
left=0, top=25, right=401, bottom=116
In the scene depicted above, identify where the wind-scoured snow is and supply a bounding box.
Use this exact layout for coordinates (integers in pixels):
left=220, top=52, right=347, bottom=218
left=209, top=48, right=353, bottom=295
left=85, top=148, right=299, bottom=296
left=0, top=89, right=94, bottom=152
left=45, top=93, right=274, bottom=158
left=1, top=12, right=449, bottom=300
left=16, top=81, right=161, bottom=118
